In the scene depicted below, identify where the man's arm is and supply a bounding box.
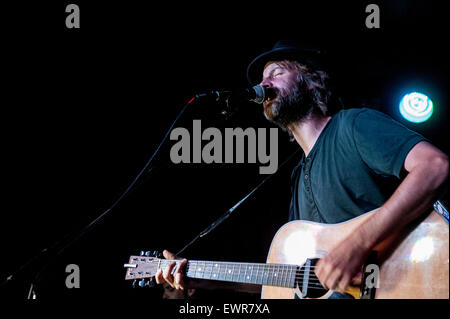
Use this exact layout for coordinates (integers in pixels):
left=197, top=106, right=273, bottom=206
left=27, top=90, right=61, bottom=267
left=315, top=141, right=449, bottom=292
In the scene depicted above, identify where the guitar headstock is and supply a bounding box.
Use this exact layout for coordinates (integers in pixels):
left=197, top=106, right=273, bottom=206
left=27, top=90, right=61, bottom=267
left=124, top=251, right=161, bottom=281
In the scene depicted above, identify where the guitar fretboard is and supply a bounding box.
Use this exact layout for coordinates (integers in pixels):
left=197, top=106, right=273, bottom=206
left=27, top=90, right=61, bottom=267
left=158, top=259, right=299, bottom=288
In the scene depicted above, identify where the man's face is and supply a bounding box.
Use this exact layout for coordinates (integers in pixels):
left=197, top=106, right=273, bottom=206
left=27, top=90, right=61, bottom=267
left=259, top=61, right=308, bottom=128
left=261, top=62, right=300, bottom=100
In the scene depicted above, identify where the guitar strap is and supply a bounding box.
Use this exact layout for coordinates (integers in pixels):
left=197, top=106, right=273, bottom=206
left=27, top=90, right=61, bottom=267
left=433, top=200, right=449, bottom=223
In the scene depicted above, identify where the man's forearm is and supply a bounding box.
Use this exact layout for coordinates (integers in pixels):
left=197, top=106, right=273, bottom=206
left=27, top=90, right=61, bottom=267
left=355, top=157, right=448, bottom=251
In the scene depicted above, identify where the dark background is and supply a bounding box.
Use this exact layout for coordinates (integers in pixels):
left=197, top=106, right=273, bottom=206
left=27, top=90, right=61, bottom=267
left=1, top=0, right=448, bottom=304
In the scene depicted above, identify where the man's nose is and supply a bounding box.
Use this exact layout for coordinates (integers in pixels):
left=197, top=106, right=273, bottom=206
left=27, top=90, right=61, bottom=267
left=260, top=78, right=273, bottom=88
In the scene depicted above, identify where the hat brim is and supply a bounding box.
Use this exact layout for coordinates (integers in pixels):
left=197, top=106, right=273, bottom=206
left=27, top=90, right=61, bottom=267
left=246, top=48, right=325, bottom=85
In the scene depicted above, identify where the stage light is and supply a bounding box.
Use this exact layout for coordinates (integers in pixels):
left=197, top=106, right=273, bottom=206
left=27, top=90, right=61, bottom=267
left=399, top=92, right=433, bottom=123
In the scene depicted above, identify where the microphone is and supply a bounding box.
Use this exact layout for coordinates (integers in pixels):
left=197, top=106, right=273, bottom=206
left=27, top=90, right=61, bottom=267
left=195, top=84, right=268, bottom=105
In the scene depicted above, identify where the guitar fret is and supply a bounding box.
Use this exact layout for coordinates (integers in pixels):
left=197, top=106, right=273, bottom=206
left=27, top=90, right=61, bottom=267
left=232, top=263, right=236, bottom=281
left=243, top=264, right=248, bottom=283
left=231, top=263, right=235, bottom=281
left=199, top=261, right=205, bottom=279
left=193, top=261, right=198, bottom=279
left=194, top=261, right=200, bottom=279
left=283, top=265, right=288, bottom=287
left=260, top=265, right=265, bottom=285
left=212, top=262, right=218, bottom=280
left=284, top=265, right=288, bottom=287
left=271, top=264, right=276, bottom=286
left=264, top=265, right=269, bottom=286
left=288, top=265, right=293, bottom=288
left=289, top=265, right=294, bottom=288
left=271, top=265, right=275, bottom=286
left=291, top=266, right=296, bottom=288
left=205, top=262, right=211, bottom=280
left=218, top=263, right=224, bottom=280
left=246, top=264, right=252, bottom=283
left=274, top=264, right=279, bottom=286
left=256, top=264, right=261, bottom=284
left=287, top=265, right=290, bottom=287
left=238, top=263, right=242, bottom=282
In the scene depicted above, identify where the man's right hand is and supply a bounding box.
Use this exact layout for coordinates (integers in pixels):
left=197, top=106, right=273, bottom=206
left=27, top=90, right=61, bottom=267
left=155, top=250, right=188, bottom=291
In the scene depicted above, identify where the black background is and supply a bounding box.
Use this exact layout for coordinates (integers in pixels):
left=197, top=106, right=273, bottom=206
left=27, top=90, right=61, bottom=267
left=1, top=0, right=448, bottom=308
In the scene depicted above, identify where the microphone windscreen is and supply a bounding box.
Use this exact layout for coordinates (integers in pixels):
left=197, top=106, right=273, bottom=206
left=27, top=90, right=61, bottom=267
left=250, top=85, right=267, bottom=104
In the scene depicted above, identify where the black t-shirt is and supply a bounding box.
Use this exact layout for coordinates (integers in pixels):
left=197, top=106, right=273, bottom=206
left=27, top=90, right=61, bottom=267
left=288, top=108, right=427, bottom=224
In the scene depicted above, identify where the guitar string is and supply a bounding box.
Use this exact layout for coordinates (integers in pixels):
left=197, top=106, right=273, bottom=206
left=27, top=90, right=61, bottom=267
left=183, top=267, right=325, bottom=285
left=146, top=261, right=323, bottom=277
left=133, top=269, right=326, bottom=289
left=131, top=262, right=326, bottom=286
left=130, top=260, right=360, bottom=290
left=158, top=265, right=324, bottom=283
left=131, top=266, right=328, bottom=288
left=135, top=269, right=324, bottom=282
left=168, top=262, right=322, bottom=276
left=154, top=260, right=322, bottom=270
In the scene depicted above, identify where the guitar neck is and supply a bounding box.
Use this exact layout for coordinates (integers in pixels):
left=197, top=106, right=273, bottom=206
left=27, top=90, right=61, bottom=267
left=158, top=259, right=298, bottom=288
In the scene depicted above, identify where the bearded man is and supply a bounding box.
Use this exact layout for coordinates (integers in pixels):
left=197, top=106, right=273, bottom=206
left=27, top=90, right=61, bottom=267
left=155, top=41, right=448, bottom=299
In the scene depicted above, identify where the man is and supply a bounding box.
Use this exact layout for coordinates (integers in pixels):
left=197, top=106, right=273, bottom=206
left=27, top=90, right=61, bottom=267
left=155, top=41, right=448, bottom=298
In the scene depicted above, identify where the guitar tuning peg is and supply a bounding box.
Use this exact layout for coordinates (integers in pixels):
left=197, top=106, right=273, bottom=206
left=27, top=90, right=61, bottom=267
left=138, top=279, right=147, bottom=287
left=153, top=250, right=160, bottom=257
left=145, top=251, right=151, bottom=256
left=147, top=277, right=156, bottom=288
left=132, top=280, right=137, bottom=288
left=140, top=251, right=145, bottom=256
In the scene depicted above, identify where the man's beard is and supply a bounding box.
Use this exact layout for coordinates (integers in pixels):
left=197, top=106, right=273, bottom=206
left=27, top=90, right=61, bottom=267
left=263, top=82, right=314, bottom=129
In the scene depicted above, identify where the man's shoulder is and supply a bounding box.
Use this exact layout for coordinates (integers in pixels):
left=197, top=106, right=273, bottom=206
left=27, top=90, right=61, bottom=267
left=333, top=107, right=391, bottom=126
left=334, top=107, right=377, bottom=120
left=329, top=108, right=366, bottom=133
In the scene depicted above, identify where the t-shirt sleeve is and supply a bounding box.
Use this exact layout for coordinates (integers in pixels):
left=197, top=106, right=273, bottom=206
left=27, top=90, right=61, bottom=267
left=351, top=108, right=428, bottom=178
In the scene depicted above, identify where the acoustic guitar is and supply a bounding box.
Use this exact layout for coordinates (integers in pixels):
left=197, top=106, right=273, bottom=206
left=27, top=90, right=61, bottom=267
left=124, top=207, right=449, bottom=299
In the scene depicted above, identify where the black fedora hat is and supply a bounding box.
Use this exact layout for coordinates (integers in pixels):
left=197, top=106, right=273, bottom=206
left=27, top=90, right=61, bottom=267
left=247, top=40, right=327, bottom=85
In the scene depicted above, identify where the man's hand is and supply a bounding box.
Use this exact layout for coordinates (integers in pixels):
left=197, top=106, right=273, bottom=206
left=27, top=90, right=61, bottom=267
left=155, top=250, right=188, bottom=291
left=315, top=234, right=370, bottom=293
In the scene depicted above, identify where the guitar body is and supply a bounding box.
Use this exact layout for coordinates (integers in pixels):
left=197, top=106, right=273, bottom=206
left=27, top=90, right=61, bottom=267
left=262, top=209, right=449, bottom=299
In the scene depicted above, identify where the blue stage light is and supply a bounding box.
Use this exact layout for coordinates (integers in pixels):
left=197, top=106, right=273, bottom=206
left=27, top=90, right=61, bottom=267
left=399, top=92, right=433, bottom=123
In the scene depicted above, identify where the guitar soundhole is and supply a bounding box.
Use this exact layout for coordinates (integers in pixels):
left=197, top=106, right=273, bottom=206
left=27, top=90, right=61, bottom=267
left=297, top=258, right=329, bottom=298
